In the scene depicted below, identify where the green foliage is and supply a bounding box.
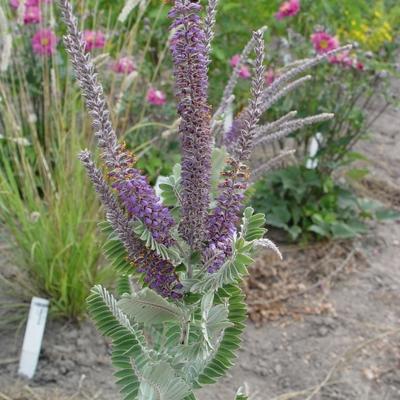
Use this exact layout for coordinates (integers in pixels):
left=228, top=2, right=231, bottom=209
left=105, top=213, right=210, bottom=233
left=0, top=90, right=112, bottom=318
left=132, top=219, right=182, bottom=263
left=158, top=164, right=182, bottom=212
left=118, top=288, right=186, bottom=325
left=116, top=275, right=132, bottom=297
left=100, top=222, right=136, bottom=276
left=235, top=388, right=249, bottom=400
left=88, top=285, right=198, bottom=400
left=86, top=204, right=261, bottom=399
left=252, top=165, right=399, bottom=241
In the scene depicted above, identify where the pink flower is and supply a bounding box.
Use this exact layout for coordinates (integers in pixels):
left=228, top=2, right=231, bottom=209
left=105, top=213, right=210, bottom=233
left=328, top=52, right=353, bottom=68
left=239, top=66, right=251, bottom=79
left=230, top=54, right=251, bottom=79
left=355, top=61, right=365, bottom=71
left=275, top=0, right=300, bottom=20
left=230, top=54, right=241, bottom=68
left=83, top=30, right=106, bottom=52
left=31, top=28, right=57, bottom=56
left=328, top=51, right=366, bottom=71
left=146, top=88, right=166, bottom=106
left=112, top=57, right=136, bottom=74
left=265, top=68, right=276, bottom=85
left=311, top=31, right=339, bottom=54
left=24, top=6, right=41, bottom=24
left=10, top=0, right=39, bottom=8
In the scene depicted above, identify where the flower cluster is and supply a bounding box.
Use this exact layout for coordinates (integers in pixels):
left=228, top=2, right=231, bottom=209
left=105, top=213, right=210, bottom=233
left=111, top=56, right=136, bottom=74
left=8, top=0, right=167, bottom=105
left=275, top=0, right=300, bottom=21
left=169, top=0, right=213, bottom=250
left=230, top=54, right=251, bottom=79
left=311, top=31, right=364, bottom=70
left=10, top=0, right=51, bottom=25
left=59, top=0, right=181, bottom=298
left=205, top=159, right=248, bottom=272
left=61, top=0, right=351, bottom=297
left=32, top=29, right=57, bottom=55
left=109, top=144, right=176, bottom=247
left=83, top=30, right=106, bottom=52
left=147, top=88, right=167, bottom=106
left=79, top=151, right=182, bottom=299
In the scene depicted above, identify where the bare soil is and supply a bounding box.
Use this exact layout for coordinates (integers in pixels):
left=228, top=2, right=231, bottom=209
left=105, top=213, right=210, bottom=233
left=1, top=86, right=399, bottom=400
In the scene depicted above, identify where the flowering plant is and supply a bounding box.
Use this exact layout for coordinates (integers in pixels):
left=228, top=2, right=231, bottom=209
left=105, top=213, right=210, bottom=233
left=59, top=0, right=349, bottom=397
left=0, top=0, right=181, bottom=318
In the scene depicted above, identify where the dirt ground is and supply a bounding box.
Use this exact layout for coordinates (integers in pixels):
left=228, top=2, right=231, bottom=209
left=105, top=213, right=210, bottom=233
left=1, top=85, right=399, bottom=400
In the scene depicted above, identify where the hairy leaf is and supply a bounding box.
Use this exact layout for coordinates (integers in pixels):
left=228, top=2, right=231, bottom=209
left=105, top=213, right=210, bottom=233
left=132, top=220, right=182, bottom=264
left=118, top=288, right=186, bottom=324
left=138, top=361, right=191, bottom=400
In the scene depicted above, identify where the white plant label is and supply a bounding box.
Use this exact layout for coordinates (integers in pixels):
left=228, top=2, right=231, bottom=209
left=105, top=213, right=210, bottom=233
left=306, top=132, right=322, bottom=169
left=223, top=100, right=234, bottom=134
left=18, top=297, right=49, bottom=379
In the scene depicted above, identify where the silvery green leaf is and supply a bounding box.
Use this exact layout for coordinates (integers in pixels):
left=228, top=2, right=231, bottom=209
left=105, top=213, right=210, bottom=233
left=211, top=147, right=228, bottom=195
left=138, top=361, right=191, bottom=400
left=118, top=288, right=185, bottom=324
left=206, top=304, right=233, bottom=338
left=201, top=292, right=215, bottom=350
left=254, top=238, right=282, bottom=260
left=235, top=386, right=249, bottom=400
left=201, top=292, right=214, bottom=317
left=240, top=207, right=266, bottom=242
left=132, top=219, right=182, bottom=264
left=190, top=246, right=250, bottom=293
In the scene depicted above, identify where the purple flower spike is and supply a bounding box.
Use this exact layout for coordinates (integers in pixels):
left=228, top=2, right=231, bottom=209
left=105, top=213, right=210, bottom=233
left=169, top=0, right=213, bottom=251
left=79, top=150, right=182, bottom=299
left=205, top=158, right=249, bottom=272
left=224, top=113, right=245, bottom=151
left=110, top=145, right=176, bottom=246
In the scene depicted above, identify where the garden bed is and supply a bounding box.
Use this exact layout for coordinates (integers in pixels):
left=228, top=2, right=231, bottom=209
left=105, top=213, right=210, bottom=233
left=1, top=113, right=400, bottom=400
left=1, top=8, right=400, bottom=399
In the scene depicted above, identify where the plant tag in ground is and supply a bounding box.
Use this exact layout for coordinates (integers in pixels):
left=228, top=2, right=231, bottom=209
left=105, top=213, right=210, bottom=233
left=306, top=132, right=322, bottom=169
left=18, top=297, right=49, bottom=379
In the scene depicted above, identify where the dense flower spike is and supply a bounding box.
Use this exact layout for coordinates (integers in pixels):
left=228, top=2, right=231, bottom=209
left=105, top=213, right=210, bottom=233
left=59, top=0, right=120, bottom=169
left=79, top=151, right=182, bottom=298
left=223, top=45, right=352, bottom=152
left=109, top=145, right=176, bottom=246
left=213, top=27, right=267, bottom=132
left=169, top=0, right=213, bottom=250
left=204, top=0, right=219, bottom=67
left=206, top=30, right=265, bottom=271
left=205, top=158, right=248, bottom=272
left=234, top=30, right=266, bottom=162
left=59, top=0, right=176, bottom=246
